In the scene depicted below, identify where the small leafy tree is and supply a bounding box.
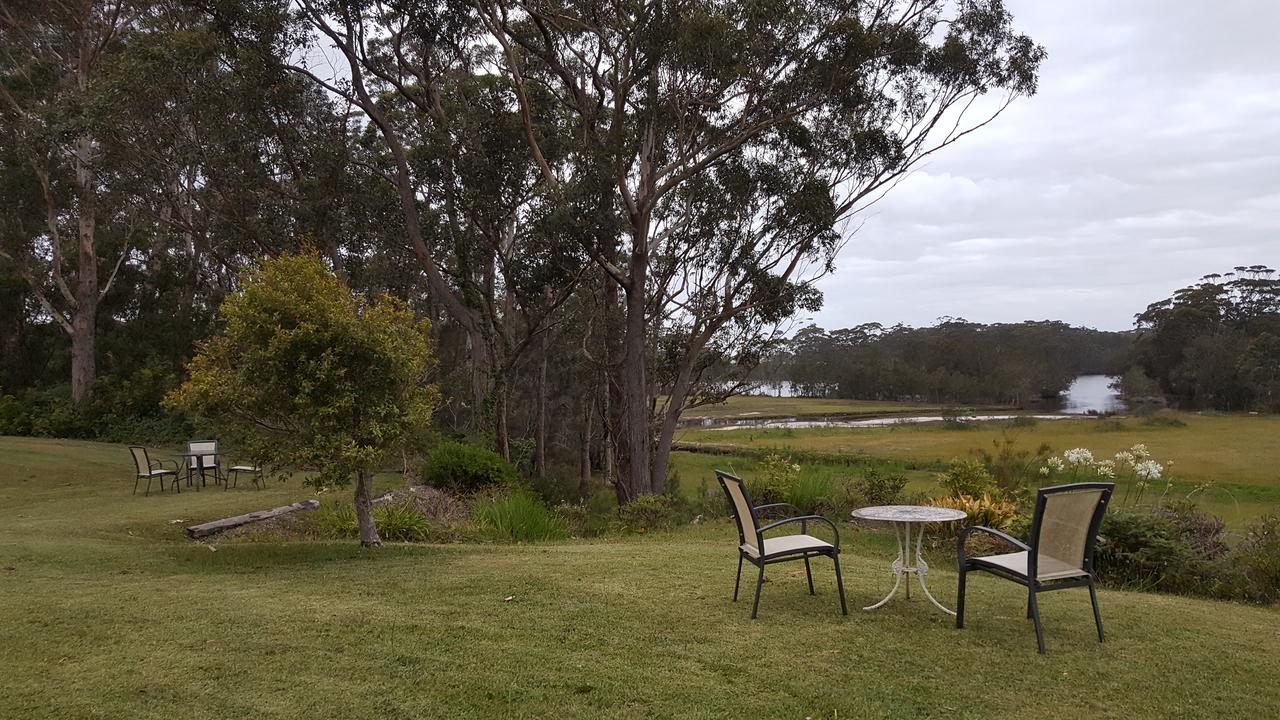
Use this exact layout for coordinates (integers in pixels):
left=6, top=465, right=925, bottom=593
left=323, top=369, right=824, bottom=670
left=167, top=253, right=438, bottom=546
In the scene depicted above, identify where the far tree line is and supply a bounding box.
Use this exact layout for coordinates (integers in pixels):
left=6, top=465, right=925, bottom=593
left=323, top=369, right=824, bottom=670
left=759, top=266, right=1280, bottom=412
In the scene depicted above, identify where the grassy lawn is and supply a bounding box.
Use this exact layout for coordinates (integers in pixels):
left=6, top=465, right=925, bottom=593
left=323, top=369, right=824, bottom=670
left=676, top=413, right=1280, bottom=526
left=679, top=395, right=974, bottom=419
left=2, top=436, right=1279, bottom=718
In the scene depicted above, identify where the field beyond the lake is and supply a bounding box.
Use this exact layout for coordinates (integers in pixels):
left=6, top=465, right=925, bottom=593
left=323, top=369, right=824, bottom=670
left=2, top=433, right=1279, bottom=719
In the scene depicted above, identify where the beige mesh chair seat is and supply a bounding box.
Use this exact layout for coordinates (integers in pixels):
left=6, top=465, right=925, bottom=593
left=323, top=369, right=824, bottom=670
left=716, top=470, right=847, bottom=618
left=956, top=482, right=1114, bottom=653
left=129, top=446, right=179, bottom=496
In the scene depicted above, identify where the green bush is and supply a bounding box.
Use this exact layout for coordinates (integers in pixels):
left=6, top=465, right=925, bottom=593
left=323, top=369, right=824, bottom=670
left=1141, top=415, right=1187, bottom=428
left=617, top=493, right=680, bottom=532
left=852, top=468, right=908, bottom=506
left=1224, top=513, right=1280, bottom=603
left=784, top=474, right=832, bottom=515
left=474, top=490, right=568, bottom=542
left=939, top=459, right=996, bottom=498
left=307, top=504, right=359, bottom=538
left=418, top=441, right=518, bottom=491
left=373, top=501, right=431, bottom=542
left=1095, top=505, right=1228, bottom=594
left=746, top=451, right=801, bottom=504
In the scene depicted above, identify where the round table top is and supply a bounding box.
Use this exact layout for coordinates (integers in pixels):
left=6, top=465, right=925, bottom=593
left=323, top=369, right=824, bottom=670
left=851, top=505, right=967, bottom=523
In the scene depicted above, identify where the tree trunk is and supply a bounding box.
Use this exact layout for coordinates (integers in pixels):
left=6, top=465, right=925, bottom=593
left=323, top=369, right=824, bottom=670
left=354, top=469, right=381, bottom=547
left=494, top=370, right=510, bottom=461
left=534, top=332, right=548, bottom=479
left=578, top=393, right=592, bottom=499
left=615, top=279, right=652, bottom=502
left=70, top=133, right=98, bottom=405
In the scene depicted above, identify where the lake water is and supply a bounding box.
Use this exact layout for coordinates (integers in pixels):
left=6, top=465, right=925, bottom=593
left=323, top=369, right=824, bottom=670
left=1059, top=374, right=1125, bottom=415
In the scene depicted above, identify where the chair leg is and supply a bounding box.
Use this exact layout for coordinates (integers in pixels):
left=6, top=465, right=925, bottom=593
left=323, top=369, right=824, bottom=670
left=955, top=568, right=967, bottom=629
left=1088, top=578, right=1105, bottom=643
left=750, top=563, right=765, bottom=619
left=804, top=556, right=815, bottom=595
left=733, top=554, right=743, bottom=602
left=133, top=477, right=140, bottom=496
left=144, top=476, right=151, bottom=497
left=1029, top=589, right=1046, bottom=654
left=832, top=554, right=848, bottom=616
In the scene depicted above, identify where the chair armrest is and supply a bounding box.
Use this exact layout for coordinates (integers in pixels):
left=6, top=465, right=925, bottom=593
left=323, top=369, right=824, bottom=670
left=758, top=515, right=840, bottom=549
left=958, top=525, right=1029, bottom=567
left=753, top=502, right=801, bottom=519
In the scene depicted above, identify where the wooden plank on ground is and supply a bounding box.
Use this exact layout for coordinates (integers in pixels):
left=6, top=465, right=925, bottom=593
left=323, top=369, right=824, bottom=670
left=186, top=499, right=320, bottom=539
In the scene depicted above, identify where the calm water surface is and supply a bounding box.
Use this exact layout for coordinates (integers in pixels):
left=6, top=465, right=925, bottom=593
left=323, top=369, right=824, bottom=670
left=1059, top=374, right=1126, bottom=415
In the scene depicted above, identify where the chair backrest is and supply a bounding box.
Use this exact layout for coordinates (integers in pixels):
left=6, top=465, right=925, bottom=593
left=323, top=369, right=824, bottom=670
left=188, top=440, right=218, bottom=467
left=129, top=446, right=149, bottom=475
left=715, top=470, right=760, bottom=553
left=1028, top=482, right=1114, bottom=581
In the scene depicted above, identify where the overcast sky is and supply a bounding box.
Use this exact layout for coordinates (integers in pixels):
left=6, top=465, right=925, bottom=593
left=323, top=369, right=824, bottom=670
left=810, top=0, right=1280, bottom=332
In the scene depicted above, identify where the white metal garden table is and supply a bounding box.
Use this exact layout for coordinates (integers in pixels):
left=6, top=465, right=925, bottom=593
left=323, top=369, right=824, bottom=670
left=850, top=505, right=968, bottom=615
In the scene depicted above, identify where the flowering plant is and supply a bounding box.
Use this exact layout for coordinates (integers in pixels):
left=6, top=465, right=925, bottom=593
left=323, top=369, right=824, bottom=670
left=1038, top=443, right=1172, bottom=506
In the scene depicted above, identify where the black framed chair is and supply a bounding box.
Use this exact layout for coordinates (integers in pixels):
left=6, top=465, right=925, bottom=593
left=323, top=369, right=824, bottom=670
left=129, top=446, right=179, bottom=496
left=227, top=463, right=264, bottom=490
left=956, top=482, right=1115, bottom=653
left=715, top=470, right=848, bottom=619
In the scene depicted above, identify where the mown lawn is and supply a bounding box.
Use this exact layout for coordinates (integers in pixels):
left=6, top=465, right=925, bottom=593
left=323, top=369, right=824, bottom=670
left=676, top=413, right=1280, bottom=525
left=2, top=436, right=1279, bottom=719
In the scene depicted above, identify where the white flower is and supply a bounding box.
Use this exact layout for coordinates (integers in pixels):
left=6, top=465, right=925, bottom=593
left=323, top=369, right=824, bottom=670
left=1135, top=459, right=1163, bottom=481
left=1130, top=443, right=1150, bottom=460
left=1063, top=448, right=1094, bottom=466
left=1038, top=466, right=1051, bottom=476
left=1114, top=450, right=1135, bottom=466
left=1045, top=456, right=1066, bottom=472
left=1094, top=460, right=1116, bottom=479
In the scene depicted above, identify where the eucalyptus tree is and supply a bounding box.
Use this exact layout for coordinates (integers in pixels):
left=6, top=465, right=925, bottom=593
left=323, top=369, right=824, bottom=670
left=269, top=0, right=589, bottom=458
left=474, top=0, right=1045, bottom=499
left=0, top=0, right=141, bottom=403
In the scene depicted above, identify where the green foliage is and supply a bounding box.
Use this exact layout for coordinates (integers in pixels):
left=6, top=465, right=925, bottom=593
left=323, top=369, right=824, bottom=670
left=418, top=441, right=519, bottom=492
left=166, top=253, right=439, bottom=489
left=784, top=475, right=831, bottom=515
left=473, top=490, right=568, bottom=542
left=747, top=451, right=802, bottom=503
left=931, top=494, right=1021, bottom=537
left=852, top=468, right=908, bottom=506
left=307, top=504, right=359, bottom=538
left=616, top=493, right=681, bottom=532
left=939, top=458, right=996, bottom=499
left=1092, top=419, right=1128, bottom=433
left=373, top=502, right=432, bottom=542
left=1141, top=415, right=1187, bottom=428
left=1224, top=513, right=1280, bottom=603
left=1095, top=505, right=1228, bottom=595
left=973, top=433, right=1050, bottom=499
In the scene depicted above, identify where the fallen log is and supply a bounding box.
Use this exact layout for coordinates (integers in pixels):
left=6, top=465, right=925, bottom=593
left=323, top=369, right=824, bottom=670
left=186, top=499, right=320, bottom=539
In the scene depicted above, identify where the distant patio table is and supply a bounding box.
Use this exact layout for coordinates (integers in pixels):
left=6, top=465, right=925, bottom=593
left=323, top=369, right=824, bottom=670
left=176, top=451, right=218, bottom=490
left=851, top=505, right=967, bottom=615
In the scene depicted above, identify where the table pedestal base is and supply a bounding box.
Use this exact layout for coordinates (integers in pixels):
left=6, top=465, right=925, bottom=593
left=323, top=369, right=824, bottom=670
left=863, top=520, right=954, bottom=615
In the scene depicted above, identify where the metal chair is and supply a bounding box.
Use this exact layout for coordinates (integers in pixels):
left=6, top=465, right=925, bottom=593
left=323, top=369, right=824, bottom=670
left=956, top=482, right=1115, bottom=653
left=715, top=470, right=848, bottom=619
left=129, top=446, right=179, bottom=496
left=187, top=440, right=222, bottom=487
left=227, top=463, right=264, bottom=490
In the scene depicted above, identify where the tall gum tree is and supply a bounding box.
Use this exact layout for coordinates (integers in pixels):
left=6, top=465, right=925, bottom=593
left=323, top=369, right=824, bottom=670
left=0, top=0, right=136, bottom=403
left=475, top=0, right=1045, bottom=500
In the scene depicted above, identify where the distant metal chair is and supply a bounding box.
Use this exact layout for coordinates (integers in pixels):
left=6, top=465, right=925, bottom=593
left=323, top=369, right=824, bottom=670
left=227, top=463, right=264, bottom=490
left=187, top=440, right=222, bottom=487
left=715, top=470, right=848, bottom=619
left=129, top=446, right=179, bottom=496
left=956, top=482, right=1115, bottom=653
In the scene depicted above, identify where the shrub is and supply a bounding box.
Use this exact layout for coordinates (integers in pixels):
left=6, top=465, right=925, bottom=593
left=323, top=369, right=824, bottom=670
left=785, top=474, right=832, bottom=515
left=474, top=490, right=568, bottom=542
left=930, top=494, right=1021, bottom=537
left=939, top=459, right=996, bottom=498
left=418, top=441, right=518, bottom=491
left=373, top=501, right=431, bottom=542
left=1223, top=513, right=1280, bottom=604
left=617, top=493, right=680, bottom=532
left=974, top=433, right=1051, bottom=499
left=307, top=504, right=359, bottom=538
left=746, top=451, right=802, bottom=504
left=1094, top=506, right=1228, bottom=594
left=853, top=468, right=908, bottom=506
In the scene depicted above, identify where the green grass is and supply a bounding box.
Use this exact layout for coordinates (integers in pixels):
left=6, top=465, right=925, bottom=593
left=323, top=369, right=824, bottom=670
left=677, top=412, right=1280, bottom=525
left=2, top=436, right=1280, bottom=718
left=679, top=395, right=978, bottom=419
